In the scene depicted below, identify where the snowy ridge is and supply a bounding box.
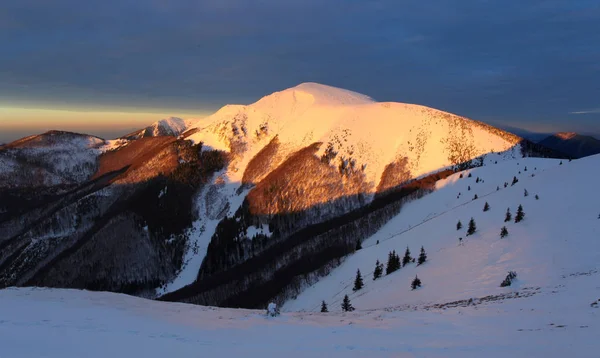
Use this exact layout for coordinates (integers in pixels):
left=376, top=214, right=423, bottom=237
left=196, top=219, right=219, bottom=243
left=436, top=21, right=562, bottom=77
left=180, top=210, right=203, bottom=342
left=124, top=117, right=190, bottom=139
left=0, top=131, right=106, bottom=186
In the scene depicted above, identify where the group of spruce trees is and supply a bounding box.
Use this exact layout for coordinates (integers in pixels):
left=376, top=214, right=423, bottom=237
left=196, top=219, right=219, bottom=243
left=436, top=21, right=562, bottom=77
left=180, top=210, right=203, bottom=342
left=321, top=246, right=429, bottom=312
left=456, top=203, right=526, bottom=240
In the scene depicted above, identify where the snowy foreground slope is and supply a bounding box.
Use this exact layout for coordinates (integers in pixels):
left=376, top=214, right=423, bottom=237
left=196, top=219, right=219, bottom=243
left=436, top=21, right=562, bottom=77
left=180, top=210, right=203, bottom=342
left=2, top=156, right=599, bottom=357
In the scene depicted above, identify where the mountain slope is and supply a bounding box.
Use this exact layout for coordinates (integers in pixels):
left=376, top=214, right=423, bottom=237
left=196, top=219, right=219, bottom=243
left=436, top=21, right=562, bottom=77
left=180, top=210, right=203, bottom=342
left=538, top=132, right=600, bottom=159
left=284, top=154, right=600, bottom=312
left=159, top=83, right=524, bottom=300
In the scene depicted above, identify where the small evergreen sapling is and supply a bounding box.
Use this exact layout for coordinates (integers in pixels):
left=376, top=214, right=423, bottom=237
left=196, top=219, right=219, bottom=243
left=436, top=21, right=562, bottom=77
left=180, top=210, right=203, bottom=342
left=511, top=176, right=519, bottom=186
left=467, top=217, right=477, bottom=236
left=402, top=246, right=413, bottom=267
left=411, top=275, right=422, bottom=290
left=473, top=194, right=478, bottom=200
left=321, top=300, right=328, bottom=313
left=483, top=202, right=490, bottom=211
left=457, top=220, right=463, bottom=230
left=417, top=246, right=427, bottom=266
left=500, top=226, right=508, bottom=238
left=524, top=189, right=529, bottom=197
left=504, top=208, right=512, bottom=222
left=373, top=260, right=383, bottom=280
left=500, top=271, right=517, bottom=287
left=515, top=205, right=525, bottom=223
left=353, top=269, right=364, bottom=291
left=535, top=194, right=539, bottom=200
left=468, top=173, right=472, bottom=178
left=341, top=295, right=354, bottom=312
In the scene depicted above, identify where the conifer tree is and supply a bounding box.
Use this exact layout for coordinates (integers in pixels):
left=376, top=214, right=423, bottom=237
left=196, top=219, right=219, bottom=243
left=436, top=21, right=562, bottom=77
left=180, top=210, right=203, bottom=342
left=468, top=173, right=472, bottom=177
left=468, top=185, right=471, bottom=191
left=386, top=251, right=394, bottom=275
left=417, top=246, right=427, bottom=265
left=515, top=205, right=525, bottom=223
left=467, top=217, right=477, bottom=236
left=355, top=240, right=362, bottom=251
left=411, top=275, right=422, bottom=290
left=321, top=300, right=328, bottom=313
left=497, top=186, right=500, bottom=191
left=504, top=208, right=512, bottom=222
left=353, top=269, right=364, bottom=291
left=457, top=220, right=463, bottom=230
left=341, top=295, right=354, bottom=312
left=483, top=202, right=490, bottom=211
left=402, top=246, right=413, bottom=267
left=373, top=260, right=383, bottom=280
left=500, top=226, right=508, bottom=238
left=524, top=189, right=529, bottom=197
left=476, top=177, right=480, bottom=183
left=511, top=176, right=518, bottom=186
left=535, top=194, right=539, bottom=200
left=473, top=194, right=478, bottom=200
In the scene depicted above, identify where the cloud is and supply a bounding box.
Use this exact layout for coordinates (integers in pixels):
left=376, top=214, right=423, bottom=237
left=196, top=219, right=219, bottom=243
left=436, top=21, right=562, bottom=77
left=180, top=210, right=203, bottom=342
left=1, top=0, right=599, bottom=135
left=570, top=109, right=600, bottom=114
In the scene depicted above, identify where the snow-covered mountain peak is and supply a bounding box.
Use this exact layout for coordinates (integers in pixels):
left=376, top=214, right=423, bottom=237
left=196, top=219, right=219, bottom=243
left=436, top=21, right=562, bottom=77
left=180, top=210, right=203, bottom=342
left=252, top=82, right=375, bottom=110
left=188, top=83, right=522, bottom=189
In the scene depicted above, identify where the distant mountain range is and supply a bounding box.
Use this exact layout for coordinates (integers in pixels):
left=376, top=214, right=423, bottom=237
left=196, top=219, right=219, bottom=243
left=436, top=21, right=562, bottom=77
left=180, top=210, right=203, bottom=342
left=537, top=132, right=600, bottom=159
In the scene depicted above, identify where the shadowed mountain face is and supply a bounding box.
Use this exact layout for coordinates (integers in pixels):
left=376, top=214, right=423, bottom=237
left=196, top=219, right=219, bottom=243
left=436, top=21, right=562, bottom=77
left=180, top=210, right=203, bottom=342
left=538, top=132, right=600, bottom=159
left=0, top=83, right=570, bottom=308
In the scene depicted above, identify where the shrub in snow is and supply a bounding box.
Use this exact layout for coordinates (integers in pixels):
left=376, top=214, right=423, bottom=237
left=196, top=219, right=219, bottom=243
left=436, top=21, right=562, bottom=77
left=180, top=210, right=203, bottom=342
left=483, top=202, right=490, bottom=211
left=504, top=208, right=512, bottom=222
left=353, top=269, right=364, bottom=291
left=468, top=173, right=472, bottom=178
left=373, top=260, right=383, bottom=280
left=515, top=205, right=525, bottom=223
left=500, top=271, right=517, bottom=287
left=411, top=275, right=422, bottom=290
left=457, top=220, right=462, bottom=230
left=473, top=194, right=478, bottom=200
left=535, top=194, right=539, bottom=200
left=321, top=300, right=328, bottom=313
left=511, top=176, right=519, bottom=186
left=341, top=295, right=354, bottom=312
left=402, top=246, right=413, bottom=267
left=267, top=302, right=280, bottom=317
left=500, top=226, right=508, bottom=238
left=417, top=246, right=427, bottom=266
left=467, top=217, right=477, bottom=236
left=524, top=189, right=529, bottom=197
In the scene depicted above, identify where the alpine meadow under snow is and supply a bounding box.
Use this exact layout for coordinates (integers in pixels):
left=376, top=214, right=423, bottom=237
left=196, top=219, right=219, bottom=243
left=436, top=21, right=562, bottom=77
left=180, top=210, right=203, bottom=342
left=1, top=83, right=599, bottom=357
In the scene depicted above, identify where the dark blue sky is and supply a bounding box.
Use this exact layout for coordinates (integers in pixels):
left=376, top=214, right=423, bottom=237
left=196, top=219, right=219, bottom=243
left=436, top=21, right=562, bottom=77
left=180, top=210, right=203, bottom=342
left=1, top=0, right=599, bottom=141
